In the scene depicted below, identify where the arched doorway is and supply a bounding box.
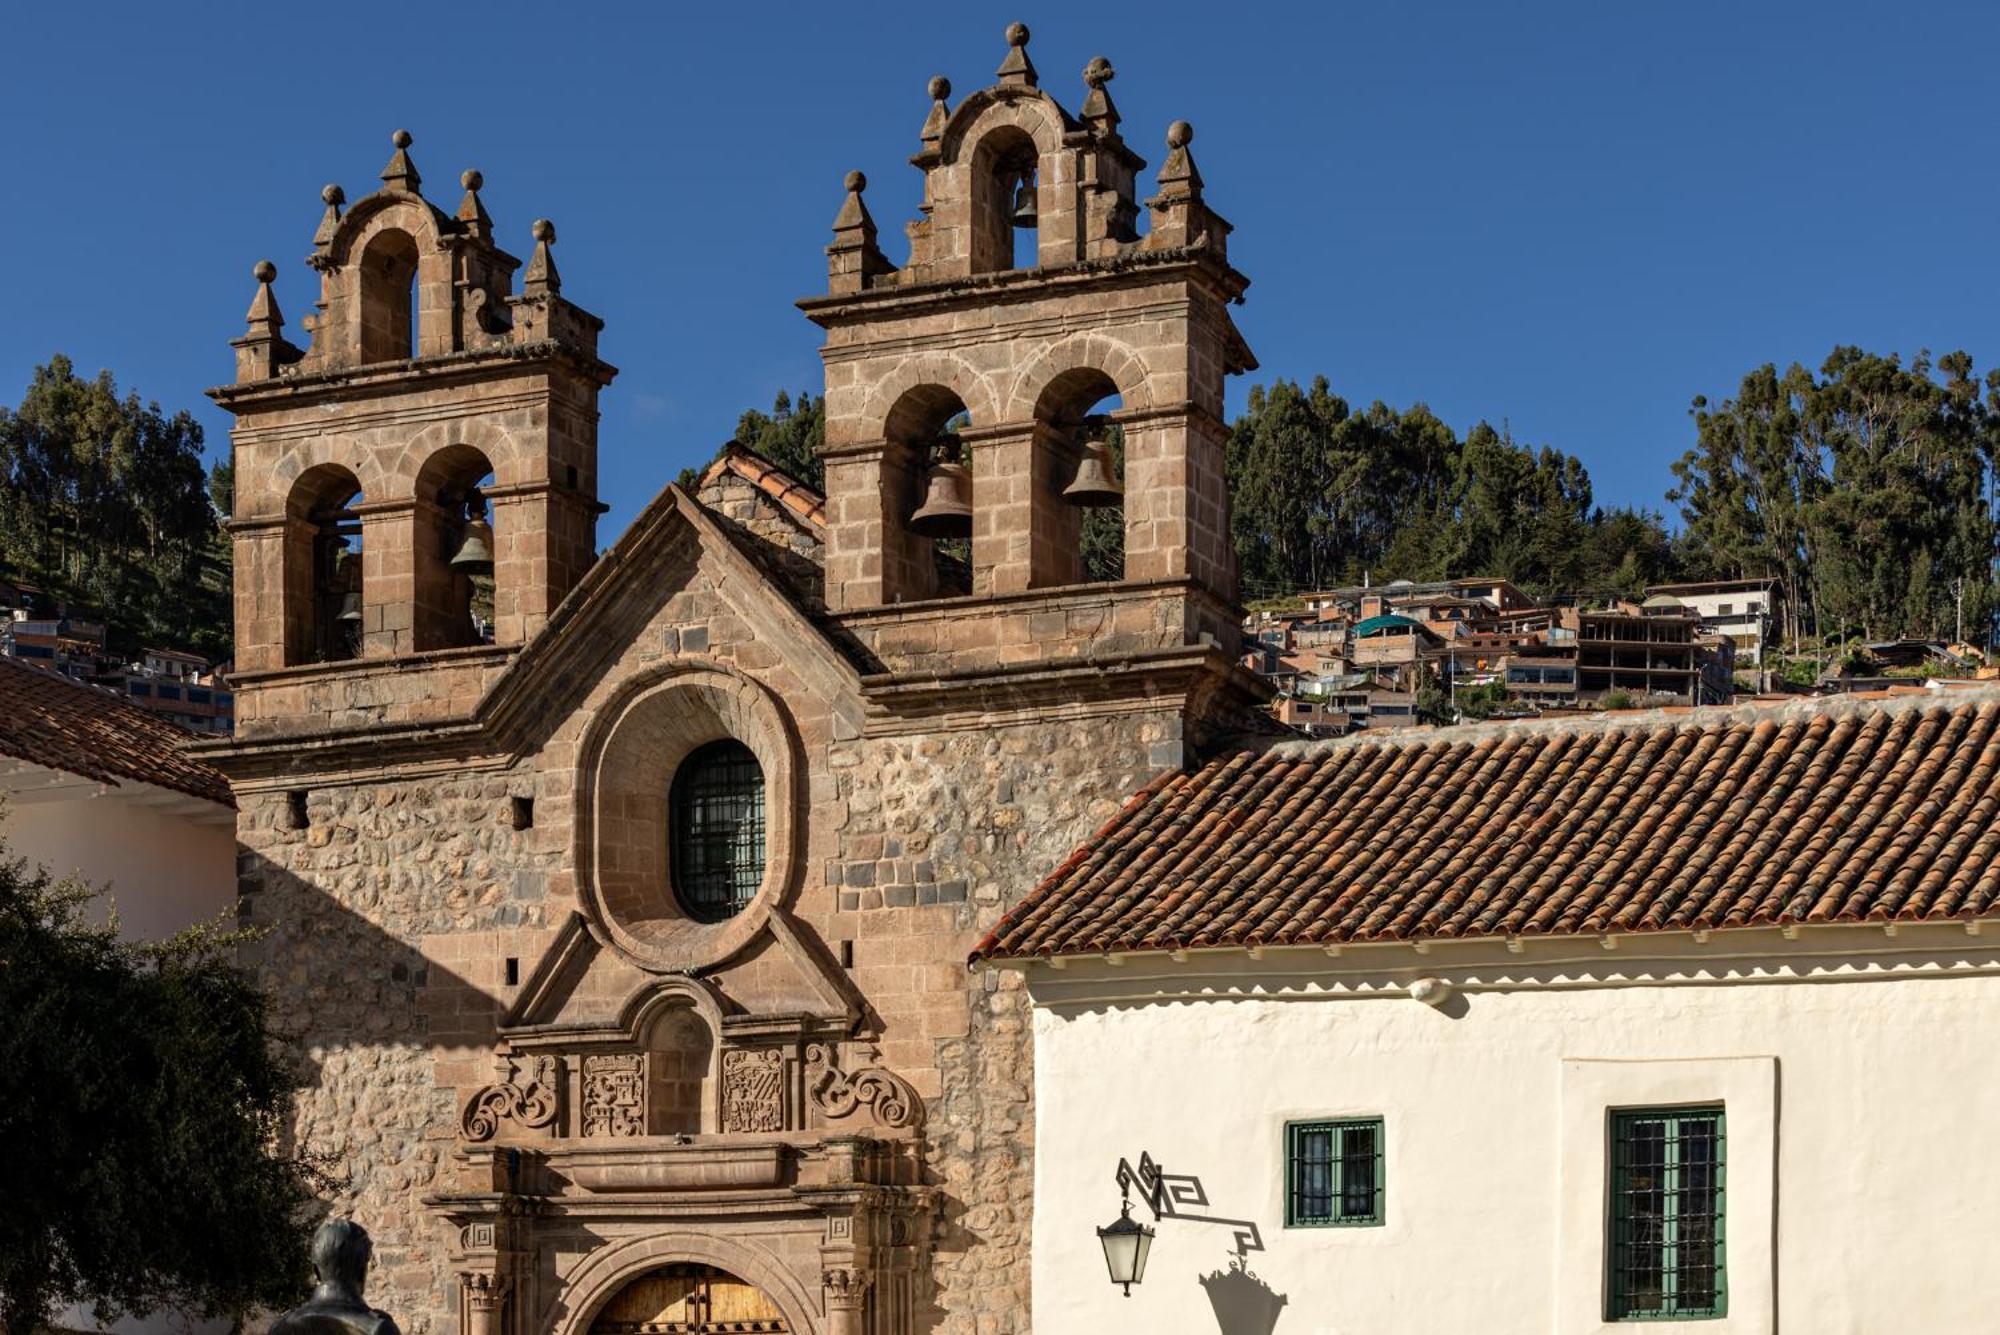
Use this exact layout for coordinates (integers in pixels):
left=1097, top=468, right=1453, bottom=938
left=589, top=1264, right=790, bottom=1334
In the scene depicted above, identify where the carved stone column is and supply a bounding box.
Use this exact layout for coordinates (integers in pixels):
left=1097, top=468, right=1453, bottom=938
left=461, top=1272, right=509, bottom=1335
left=822, top=1268, right=871, bottom=1335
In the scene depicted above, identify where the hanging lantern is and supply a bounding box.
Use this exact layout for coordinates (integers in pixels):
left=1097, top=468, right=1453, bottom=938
left=449, top=512, right=495, bottom=577
left=1096, top=1200, right=1155, bottom=1297
left=909, top=461, right=973, bottom=539
left=1063, top=434, right=1123, bottom=507
left=1010, top=173, right=1038, bottom=229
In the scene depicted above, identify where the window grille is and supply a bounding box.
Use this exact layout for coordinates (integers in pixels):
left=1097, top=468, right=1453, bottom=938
left=670, top=740, right=766, bottom=923
left=1285, top=1118, right=1383, bottom=1227
left=1608, top=1106, right=1726, bottom=1320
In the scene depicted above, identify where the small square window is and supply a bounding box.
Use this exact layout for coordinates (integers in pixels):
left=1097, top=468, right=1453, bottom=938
left=1285, top=1117, right=1383, bottom=1227
left=1608, top=1105, right=1726, bottom=1320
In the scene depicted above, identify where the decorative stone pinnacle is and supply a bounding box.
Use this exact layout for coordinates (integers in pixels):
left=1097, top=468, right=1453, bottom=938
left=1155, top=119, right=1204, bottom=199
left=844, top=170, right=867, bottom=194
left=997, top=21, right=1037, bottom=86
left=523, top=218, right=560, bottom=296
left=380, top=128, right=421, bottom=194
left=313, top=184, right=346, bottom=248
left=921, top=76, right=952, bottom=145
left=1168, top=120, right=1193, bottom=150
left=456, top=169, right=492, bottom=234
left=244, top=260, right=284, bottom=335
left=1081, top=57, right=1120, bottom=134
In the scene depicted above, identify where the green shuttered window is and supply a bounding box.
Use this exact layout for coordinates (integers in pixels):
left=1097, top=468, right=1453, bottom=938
left=1285, top=1117, right=1384, bottom=1227
left=1608, top=1106, right=1727, bottom=1320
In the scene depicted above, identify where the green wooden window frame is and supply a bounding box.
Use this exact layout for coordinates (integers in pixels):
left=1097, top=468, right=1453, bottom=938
left=1285, top=1118, right=1384, bottom=1227
left=1608, top=1106, right=1727, bottom=1320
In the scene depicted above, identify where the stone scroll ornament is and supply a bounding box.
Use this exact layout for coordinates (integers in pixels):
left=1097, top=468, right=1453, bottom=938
left=722, top=1048, right=785, bottom=1133
left=460, top=1054, right=561, bottom=1142
left=804, top=1043, right=923, bottom=1129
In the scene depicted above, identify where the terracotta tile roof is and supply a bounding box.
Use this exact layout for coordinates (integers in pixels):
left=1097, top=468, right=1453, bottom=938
left=974, top=689, right=2000, bottom=961
left=699, top=442, right=826, bottom=531
left=0, top=656, right=234, bottom=808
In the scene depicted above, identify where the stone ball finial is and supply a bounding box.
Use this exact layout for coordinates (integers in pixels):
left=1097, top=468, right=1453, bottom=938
left=928, top=75, right=951, bottom=102
left=1167, top=120, right=1194, bottom=149
left=1084, top=56, right=1114, bottom=88
left=321, top=183, right=345, bottom=207
left=531, top=218, right=555, bottom=244
left=461, top=168, right=483, bottom=192
left=253, top=259, right=277, bottom=285
left=391, top=128, right=413, bottom=149
left=1006, top=21, right=1029, bottom=47
left=844, top=170, right=867, bottom=194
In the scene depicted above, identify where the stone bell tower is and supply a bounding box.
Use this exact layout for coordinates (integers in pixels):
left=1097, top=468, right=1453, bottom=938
left=800, top=22, right=1257, bottom=697
left=212, top=131, right=615, bottom=736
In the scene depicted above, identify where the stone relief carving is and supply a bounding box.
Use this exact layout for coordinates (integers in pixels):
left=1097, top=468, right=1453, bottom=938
left=581, top=1053, right=646, bottom=1137
left=805, top=1042, right=923, bottom=1129
left=460, top=1054, right=560, bottom=1142
left=722, top=1048, right=786, bottom=1133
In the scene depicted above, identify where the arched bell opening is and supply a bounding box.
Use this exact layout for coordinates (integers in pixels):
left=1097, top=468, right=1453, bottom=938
left=1035, top=369, right=1126, bottom=585
left=589, top=1263, right=789, bottom=1335
left=885, top=385, right=976, bottom=601
left=413, top=444, right=497, bottom=651
left=970, top=126, right=1039, bottom=274
left=284, top=465, right=365, bottom=666
left=356, top=228, right=419, bottom=364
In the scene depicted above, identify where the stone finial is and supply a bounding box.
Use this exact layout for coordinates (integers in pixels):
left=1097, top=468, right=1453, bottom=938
left=456, top=168, right=493, bottom=237
left=522, top=218, right=560, bottom=297
left=234, top=259, right=303, bottom=381
left=996, top=21, right=1037, bottom=87
left=827, top=171, right=892, bottom=294
left=1157, top=120, right=1204, bottom=196
left=380, top=128, right=422, bottom=194
left=1081, top=57, right=1120, bottom=136
left=920, top=75, right=952, bottom=146
left=246, top=260, right=283, bottom=334
left=313, top=183, right=346, bottom=249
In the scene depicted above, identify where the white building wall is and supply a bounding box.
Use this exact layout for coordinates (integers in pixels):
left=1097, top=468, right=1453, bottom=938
left=1024, top=930, right=2000, bottom=1335
left=2, top=783, right=234, bottom=940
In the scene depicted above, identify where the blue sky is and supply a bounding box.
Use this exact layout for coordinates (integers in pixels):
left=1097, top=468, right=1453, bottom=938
left=3, top=2, right=1997, bottom=541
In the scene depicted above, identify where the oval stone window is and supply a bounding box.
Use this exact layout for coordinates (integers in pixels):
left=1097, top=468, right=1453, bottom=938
left=669, top=739, right=766, bottom=923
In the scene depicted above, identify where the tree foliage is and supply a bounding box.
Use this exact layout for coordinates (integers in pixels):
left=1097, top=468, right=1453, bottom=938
left=1224, top=377, right=1681, bottom=601
left=734, top=390, right=825, bottom=491
left=1671, top=347, right=1998, bottom=643
left=0, top=832, right=318, bottom=1335
left=0, top=356, right=232, bottom=659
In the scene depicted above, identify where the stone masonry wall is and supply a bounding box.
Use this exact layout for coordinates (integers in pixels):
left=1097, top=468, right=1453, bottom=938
left=234, top=496, right=1189, bottom=1335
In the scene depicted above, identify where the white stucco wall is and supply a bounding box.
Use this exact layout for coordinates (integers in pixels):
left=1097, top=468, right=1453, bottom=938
left=1022, top=927, right=2000, bottom=1335
left=1, top=778, right=235, bottom=940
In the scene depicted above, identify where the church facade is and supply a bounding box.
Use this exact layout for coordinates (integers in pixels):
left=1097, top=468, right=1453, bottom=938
left=201, top=25, right=1262, bottom=1335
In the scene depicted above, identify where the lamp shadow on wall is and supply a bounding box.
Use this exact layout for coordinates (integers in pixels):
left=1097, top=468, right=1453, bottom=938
left=1199, top=1258, right=1290, bottom=1335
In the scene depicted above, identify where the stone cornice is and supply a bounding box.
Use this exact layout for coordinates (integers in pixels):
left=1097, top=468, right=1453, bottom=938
left=207, top=339, right=617, bottom=413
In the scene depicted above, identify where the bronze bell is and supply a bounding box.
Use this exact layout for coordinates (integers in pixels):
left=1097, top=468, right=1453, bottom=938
left=1010, top=174, right=1038, bottom=229
left=1062, top=436, right=1123, bottom=507
left=336, top=589, right=363, bottom=623
left=909, top=462, right=974, bottom=538
left=449, top=514, right=496, bottom=577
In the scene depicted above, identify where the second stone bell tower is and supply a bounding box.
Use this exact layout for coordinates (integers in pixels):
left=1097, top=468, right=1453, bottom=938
left=212, top=131, right=615, bottom=736
left=801, top=22, right=1257, bottom=692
